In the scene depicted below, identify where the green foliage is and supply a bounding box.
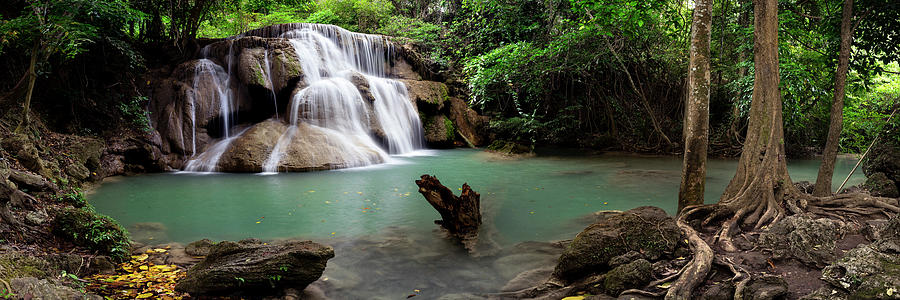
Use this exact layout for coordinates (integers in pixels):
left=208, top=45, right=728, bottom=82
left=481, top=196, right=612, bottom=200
left=53, top=207, right=131, bottom=262
left=376, top=16, right=442, bottom=48
left=53, top=188, right=88, bottom=208
left=119, top=96, right=152, bottom=132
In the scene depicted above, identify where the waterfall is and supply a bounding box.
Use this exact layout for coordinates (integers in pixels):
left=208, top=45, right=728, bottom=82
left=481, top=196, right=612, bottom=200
left=184, top=44, right=236, bottom=172
left=181, top=24, right=425, bottom=173
left=262, top=24, right=424, bottom=172
left=262, top=50, right=279, bottom=119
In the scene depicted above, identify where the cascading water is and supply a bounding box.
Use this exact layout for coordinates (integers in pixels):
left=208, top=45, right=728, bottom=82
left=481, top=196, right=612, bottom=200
left=184, top=45, right=237, bottom=172
left=261, top=24, right=424, bottom=172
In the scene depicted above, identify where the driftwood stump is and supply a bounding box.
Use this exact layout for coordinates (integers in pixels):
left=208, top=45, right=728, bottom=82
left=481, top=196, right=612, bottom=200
left=415, top=174, right=482, bottom=250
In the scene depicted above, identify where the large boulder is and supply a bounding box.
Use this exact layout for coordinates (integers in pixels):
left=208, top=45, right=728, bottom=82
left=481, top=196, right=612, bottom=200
left=758, top=214, right=844, bottom=267
left=863, top=172, right=899, bottom=198
left=215, top=120, right=385, bottom=172
left=551, top=206, right=682, bottom=283
left=174, top=240, right=334, bottom=296
left=863, top=140, right=900, bottom=197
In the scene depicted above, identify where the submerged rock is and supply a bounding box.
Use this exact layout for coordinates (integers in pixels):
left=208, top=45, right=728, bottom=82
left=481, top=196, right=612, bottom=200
left=185, top=238, right=216, bottom=256
left=175, top=239, right=334, bottom=296
left=758, top=214, right=844, bottom=267
left=552, top=206, right=681, bottom=283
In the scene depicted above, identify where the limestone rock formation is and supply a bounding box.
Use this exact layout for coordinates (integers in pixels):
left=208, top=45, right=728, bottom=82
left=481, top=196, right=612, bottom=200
left=758, top=214, right=844, bottom=267
left=175, top=239, right=334, bottom=296
left=145, top=23, right=489, bottom=172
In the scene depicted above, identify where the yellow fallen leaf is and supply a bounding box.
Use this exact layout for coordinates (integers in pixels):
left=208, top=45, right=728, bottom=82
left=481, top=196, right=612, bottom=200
left=133, top=254, right=149, bottom=261
left=152, top=248, right=168, bottom=253
left=561, top=297, right=584, bottom=300
left=139, top=266, right=149, bottom=271
left=137, top=292, right=154, bottom=298
left=256, top=221, right=261, bottom=224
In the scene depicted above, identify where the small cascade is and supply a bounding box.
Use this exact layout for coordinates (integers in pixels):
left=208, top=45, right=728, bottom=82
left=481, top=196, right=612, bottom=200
left=261, top=24, right=424, bottom=171
left=262, top=50, right=279, bottom=118
left=185, top=129, right=248, bottom=172
left=184, top=44, right=237, bottom=172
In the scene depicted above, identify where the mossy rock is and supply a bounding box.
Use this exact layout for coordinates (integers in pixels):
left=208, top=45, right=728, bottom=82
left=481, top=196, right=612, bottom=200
left=552, top=206, right=682, bottom=283
left=863, top=172, right=899, bottom=198
left=602, top=258, right=651, bottom=295
left=52, top=208, right=131, bottom=261
left=487, top=140, right=533, bottom=155
left=0, top=253, right=50, bottom=283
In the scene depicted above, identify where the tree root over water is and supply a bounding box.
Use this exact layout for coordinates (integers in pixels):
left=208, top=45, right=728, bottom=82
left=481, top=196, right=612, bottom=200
left=663, top=191, right=900, bottom=299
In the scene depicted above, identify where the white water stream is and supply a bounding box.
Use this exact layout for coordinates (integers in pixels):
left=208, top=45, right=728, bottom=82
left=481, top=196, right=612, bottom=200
left=184, top=24, right=424, bottom=173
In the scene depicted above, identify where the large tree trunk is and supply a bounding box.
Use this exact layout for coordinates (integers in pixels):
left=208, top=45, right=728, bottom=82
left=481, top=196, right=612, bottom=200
left=14, top=43, right=39, bottom=134
left=714, top=0, right=795, bottom=252
left=813, top=0, right=854, bottom=196
left=679, top=0, right=713, bottom=213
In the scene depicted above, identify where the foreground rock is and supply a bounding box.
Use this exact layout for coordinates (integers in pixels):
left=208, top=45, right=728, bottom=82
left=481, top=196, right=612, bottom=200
left=497, top=207, right=685, bottom=299
left=10, top=277, right=102, bottom=300
left=552, top=206, right=683, bottom=283
left=175, top=239, right=334, bottom=297
left=758, top=214, right=844, bottom=267
left=415, top=174, right=482, bottom=251
left=803, top=216, right=900, bottom=299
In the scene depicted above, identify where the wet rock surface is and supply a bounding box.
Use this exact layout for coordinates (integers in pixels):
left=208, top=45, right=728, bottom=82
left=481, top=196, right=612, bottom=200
left=174, top=239, right=334, bottom=296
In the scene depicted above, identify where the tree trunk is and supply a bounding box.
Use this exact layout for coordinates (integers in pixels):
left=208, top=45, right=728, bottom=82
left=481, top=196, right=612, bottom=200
left=679, top=0, right=713, bottom=213
left=715, top=0, right=795, bottom=252
left=813, top=0, right=854, bottom=196
left=14, top=43, right=40, bottom=134
left=415, top=174, right=482, bottom=250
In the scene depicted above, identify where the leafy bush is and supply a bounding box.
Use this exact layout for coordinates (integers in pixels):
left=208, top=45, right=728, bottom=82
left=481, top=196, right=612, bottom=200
left=53, top=189, right=88, bottom=208
left=119, top=96, right=152, bottom=132
left=53, top=207, right=130, bottom=262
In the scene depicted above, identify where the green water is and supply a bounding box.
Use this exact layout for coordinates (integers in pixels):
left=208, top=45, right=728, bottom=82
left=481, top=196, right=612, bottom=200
left=87, top=149, right=865, bottom=298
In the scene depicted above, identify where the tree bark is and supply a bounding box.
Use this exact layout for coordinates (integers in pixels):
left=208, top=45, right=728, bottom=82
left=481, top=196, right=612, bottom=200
left=813, top=0, right=854, bottom=196
left=415, top=175, right=482, bottom=250
left=14, top=42, right=40, bottom=134
left=714, top=0, right=795, bottom=251
left=679, top=0, right=713, bottom=213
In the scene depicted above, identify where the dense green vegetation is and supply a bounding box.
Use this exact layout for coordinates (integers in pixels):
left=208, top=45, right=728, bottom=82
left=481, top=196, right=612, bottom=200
left=0, top=0, right=897, bottom=154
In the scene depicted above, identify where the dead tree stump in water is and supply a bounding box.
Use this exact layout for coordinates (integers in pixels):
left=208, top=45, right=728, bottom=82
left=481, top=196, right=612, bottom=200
left=415, top=174, right=481, bottom=250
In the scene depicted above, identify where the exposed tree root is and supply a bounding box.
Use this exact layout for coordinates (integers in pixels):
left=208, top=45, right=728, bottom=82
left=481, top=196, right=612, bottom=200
left=663, top=190, right=898, bottom=298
